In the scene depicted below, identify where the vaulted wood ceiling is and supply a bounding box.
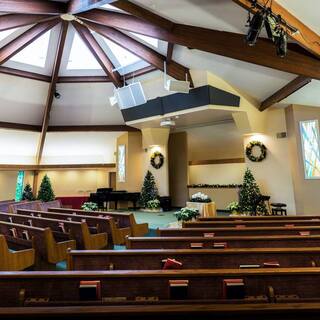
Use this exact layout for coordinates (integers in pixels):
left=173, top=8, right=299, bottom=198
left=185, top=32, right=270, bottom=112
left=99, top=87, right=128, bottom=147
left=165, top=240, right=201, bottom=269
left=0, top=0, right=319, bottom=163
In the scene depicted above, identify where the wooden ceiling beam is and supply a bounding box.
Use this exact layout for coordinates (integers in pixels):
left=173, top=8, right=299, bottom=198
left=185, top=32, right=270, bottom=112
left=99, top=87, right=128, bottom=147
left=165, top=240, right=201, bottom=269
left=85, top=21, right=192, bottom=85
left=79, top=9, right=320, bottom=80
left=260, top=76, right=312, bottom=111
left=68, top=0, right=116, bottom=14
left=0, top=121, right=41, bottom=132
left=0, top=14, right=55, bottom=31
left=57, top=76, right=110, bottom=83
left=0, top=19, right=60, bottom=65
left=0, top=0, right=66, bottom=15
left=72, top=21, right=122, bottom=87
left=0, top=66, right=51, bottom=82
left=111, top=0, right=174, bottom=31
left=232, top=0, right=320, bottom=59
left=47, top=125, right=139, bottom=132
left=167, top=43, right=174, bottom=63
left=36, top=21, right=68, bottom=165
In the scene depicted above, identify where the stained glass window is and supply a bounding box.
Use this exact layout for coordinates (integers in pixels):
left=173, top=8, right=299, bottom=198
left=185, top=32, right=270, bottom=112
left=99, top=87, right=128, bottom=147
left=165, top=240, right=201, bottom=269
left=15, top=171, right=25, bottom=201
left=300, top=120, right=320, bottom=179
left=118, top=145, right=126, bottom=182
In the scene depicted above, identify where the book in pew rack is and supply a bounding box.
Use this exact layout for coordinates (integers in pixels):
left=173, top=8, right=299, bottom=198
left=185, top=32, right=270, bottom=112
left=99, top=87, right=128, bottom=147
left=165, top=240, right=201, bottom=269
left=169, top=280, right=189, bottom=300
left=162, top=258, right=183, bottom=270
left=79, top=280, right=101, bottom=301
left=223, top=279, right=245, bottom=299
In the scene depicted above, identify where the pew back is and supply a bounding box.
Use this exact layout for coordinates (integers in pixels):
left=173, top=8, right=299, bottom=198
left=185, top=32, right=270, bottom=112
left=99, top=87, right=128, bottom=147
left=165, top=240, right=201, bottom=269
left=9, top=201, right=42, bottom=214
left=67, top=248, right=320, bottom=271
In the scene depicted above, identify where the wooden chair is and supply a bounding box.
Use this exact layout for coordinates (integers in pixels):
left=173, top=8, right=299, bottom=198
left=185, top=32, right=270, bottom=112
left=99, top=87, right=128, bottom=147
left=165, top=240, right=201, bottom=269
left=0, top=235, right=35, bottom=271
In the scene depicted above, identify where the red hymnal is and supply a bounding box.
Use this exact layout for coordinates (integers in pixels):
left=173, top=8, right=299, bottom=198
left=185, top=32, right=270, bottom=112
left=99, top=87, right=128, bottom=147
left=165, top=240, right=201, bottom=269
left=263, top=261, right=280, bottom=268
left=235, top=225, right=246, bottom=229
left=203, top=233, right=215, bottom=238
left=222, top=279, right=245, bottom=299
left=213, top=242, right=227, bottom=249
left=163, top=258, right=183, bottom=270
left=299, top=231, right=310, bottom=236
left=79, top=280, right=101, bottom=300
left=190, top=242, right=203, bottom=249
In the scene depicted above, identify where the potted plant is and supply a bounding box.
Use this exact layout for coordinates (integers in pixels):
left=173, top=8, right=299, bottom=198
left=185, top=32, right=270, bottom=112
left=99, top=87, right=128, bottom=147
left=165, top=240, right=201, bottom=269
left=190, top=192, right=211, bottom=203
left=81, top=202, right=98, bottom=211
left=226, top=201, right=240, bottom=215
left=174, top=207, right=200, bottom=223
left=146, top=199, right=161, bottom=212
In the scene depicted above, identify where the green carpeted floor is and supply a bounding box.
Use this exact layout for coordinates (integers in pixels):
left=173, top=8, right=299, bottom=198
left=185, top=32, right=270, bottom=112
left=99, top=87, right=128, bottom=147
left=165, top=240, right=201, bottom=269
left=133, top=210, right=177, bottom=229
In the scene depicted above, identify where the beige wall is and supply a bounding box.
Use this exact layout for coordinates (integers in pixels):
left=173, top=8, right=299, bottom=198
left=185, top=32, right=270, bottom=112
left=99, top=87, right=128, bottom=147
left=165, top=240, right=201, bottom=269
left=244, top=108, right=296, bottom=214
left=116, top=132, right=143, bottom=192
left=37, top=169, right=115, bottom=197
left=0, top=170, right=34, bottom=201
left=286, top=105, right=320, bottom=215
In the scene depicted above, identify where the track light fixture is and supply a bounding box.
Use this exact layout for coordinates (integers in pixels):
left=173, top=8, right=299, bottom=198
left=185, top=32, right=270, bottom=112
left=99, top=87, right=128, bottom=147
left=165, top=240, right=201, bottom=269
left=54, top=91, right=61, bottom=99
left=244, top=0, right=293, bottom=58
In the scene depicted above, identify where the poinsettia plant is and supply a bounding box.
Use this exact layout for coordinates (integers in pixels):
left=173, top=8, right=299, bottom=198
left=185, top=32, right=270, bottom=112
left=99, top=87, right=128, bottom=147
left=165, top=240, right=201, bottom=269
left=190, top=192, right=211, bottom=203
left=81, top=202, right=98, bottom=211
left=174, top=207, right=200, bottom=222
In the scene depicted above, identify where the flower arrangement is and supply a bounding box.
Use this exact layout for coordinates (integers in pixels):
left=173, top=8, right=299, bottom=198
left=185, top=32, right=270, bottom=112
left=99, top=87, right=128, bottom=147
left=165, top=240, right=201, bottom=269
left=147, top=199, right=161, bottom=209
left=81, top=202, right=98, bottom=211
left=174, top=207, right=200, bottom=222
left=190, top=192, right=211, bottom=203
left=226, top=201, right=240, bottom=213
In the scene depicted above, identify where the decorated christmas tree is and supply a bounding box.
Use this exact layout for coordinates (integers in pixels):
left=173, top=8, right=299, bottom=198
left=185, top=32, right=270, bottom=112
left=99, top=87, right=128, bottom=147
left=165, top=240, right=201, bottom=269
left=139, top=170, right=159, bottom=208
left=37, top=174, right=55, bottom=202
left=238, top=168, right=267, bottom=215
left=22, top=183, right=35, bottom=201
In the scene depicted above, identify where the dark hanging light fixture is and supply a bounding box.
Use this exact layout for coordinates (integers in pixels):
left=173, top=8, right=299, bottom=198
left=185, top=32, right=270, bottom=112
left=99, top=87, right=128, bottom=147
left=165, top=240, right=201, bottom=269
left=245, top=9, right=266, bottom=46
left=275, top=29, right=287, bottom=58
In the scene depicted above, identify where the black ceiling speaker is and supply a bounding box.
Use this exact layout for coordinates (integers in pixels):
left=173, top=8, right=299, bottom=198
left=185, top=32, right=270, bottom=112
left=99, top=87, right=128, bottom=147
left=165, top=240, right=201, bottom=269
left=246, top=10, right=266, bottom=46
left=275, top=30, right=287, bottom=58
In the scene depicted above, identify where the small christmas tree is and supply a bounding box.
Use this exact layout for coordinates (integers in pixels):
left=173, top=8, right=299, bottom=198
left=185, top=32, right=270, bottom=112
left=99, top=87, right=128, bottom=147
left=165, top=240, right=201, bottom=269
left=22, top=183, right=35, bottom=201
left=239, top=168, right=267, bottom=215
left=139, top=170, right=159, bottom=208
left=37, top=174, right=55, bottom=202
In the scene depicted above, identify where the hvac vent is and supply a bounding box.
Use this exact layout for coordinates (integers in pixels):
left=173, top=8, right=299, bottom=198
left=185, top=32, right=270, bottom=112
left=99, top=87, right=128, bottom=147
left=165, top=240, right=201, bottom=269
left=114, top=82, right=147, bottom=109
left=276, top=132, right=287, bottom=139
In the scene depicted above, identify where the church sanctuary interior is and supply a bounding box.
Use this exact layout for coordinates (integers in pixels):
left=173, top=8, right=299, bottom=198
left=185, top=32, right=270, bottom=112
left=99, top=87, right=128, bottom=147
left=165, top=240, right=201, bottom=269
left=1, top=0, right=320, bottom=318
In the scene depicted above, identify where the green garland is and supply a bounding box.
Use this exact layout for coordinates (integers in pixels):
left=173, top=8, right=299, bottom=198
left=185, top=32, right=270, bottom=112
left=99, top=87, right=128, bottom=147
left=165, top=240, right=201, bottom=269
left=150, top=151, right=164, bottom=169
left=245, top=141, right=267, bottom=162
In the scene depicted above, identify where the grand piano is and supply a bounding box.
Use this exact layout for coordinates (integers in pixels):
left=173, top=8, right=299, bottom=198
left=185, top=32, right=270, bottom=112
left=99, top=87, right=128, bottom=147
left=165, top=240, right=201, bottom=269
left=89, top=188, right=140, bottom=210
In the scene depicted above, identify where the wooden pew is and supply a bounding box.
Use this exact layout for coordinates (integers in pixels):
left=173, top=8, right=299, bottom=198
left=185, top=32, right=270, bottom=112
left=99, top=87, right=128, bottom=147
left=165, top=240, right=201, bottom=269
left=183, top=219, right=320, bottom=228
left=9, top=201, right=42, bottom=214
left=37, top=200, right=62, bottom=212
left=157, top=226, right=320, bottom=237
left=199, top=215, right=320, bottom=221
left=0, top=221, right=76, bottom=267
left=67, top=247, right=320, bottom=271
left=0, top=200, right=25, bottom=213
left=48, top=207, right=149, bottom=237
left=126, top=235, right=320, bottom=249
left=0, top=235, right=35, bottom=271
left=0, top=212, right=107, bottom=250
left=2, top=302, right=320, bottom=320
left=17, top=209, right=130, bottom=246
left=2, top=268, right=320, bottom=307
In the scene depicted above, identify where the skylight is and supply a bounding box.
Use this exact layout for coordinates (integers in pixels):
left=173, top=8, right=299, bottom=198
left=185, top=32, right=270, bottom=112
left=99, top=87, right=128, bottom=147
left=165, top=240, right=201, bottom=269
left=11, top=31, right=50, bottom=68
left=103, top=38, right=141, bottom=68
left=101, top=3, right=124, bottom=12
left=130, top=32, right=159, bottom=48
left=67, top=32, right=102, bottom=70
left=0, top=28, right=18, bottom=42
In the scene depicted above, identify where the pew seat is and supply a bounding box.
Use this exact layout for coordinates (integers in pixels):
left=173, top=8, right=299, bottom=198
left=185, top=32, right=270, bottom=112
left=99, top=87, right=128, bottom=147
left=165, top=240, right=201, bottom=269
left=0, top=235, right=35, bottom=271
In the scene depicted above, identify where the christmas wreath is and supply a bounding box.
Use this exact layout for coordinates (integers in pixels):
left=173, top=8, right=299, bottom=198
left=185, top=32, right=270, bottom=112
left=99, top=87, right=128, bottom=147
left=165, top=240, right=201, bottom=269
left=245, top=141, right=267, bottom=162
left=150, top=151, right=164, bottom=169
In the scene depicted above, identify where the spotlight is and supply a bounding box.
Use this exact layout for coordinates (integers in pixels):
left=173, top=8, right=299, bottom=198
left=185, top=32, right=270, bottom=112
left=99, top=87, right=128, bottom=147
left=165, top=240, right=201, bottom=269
left=54, top=91, right=61, bottom=99
left=275, top=29, right=287, bottom=58
left=246, top=10, right=266, bottom=46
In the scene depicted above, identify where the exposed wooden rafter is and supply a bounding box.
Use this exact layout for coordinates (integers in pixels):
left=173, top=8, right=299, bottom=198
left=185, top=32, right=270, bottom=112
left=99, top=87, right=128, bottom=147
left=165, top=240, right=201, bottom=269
left=260, top=76, right=312, bottom=111
left=0, top=0, right=66, bottom=15
left=232, top=0, right=320, bottom=59
left=72, top=21, right=122, bottom=87
left=36, top=21, right=69, bottom=165
left=79, top=9, right=320, bottom=80
left=0, top=66, right=51, bottom=82
left=0, top=19, right=60, bottom=65
left=166, top=43, right=174, bottom=62
left=0, top=14, right=55, bottom=32
left=0, top=121, right=41, bottom=132
left=68, top=0, right=116, bottom=14
left=85, top=21, right=193, bottom=86
left=57, top=75, right=110, bottom=83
